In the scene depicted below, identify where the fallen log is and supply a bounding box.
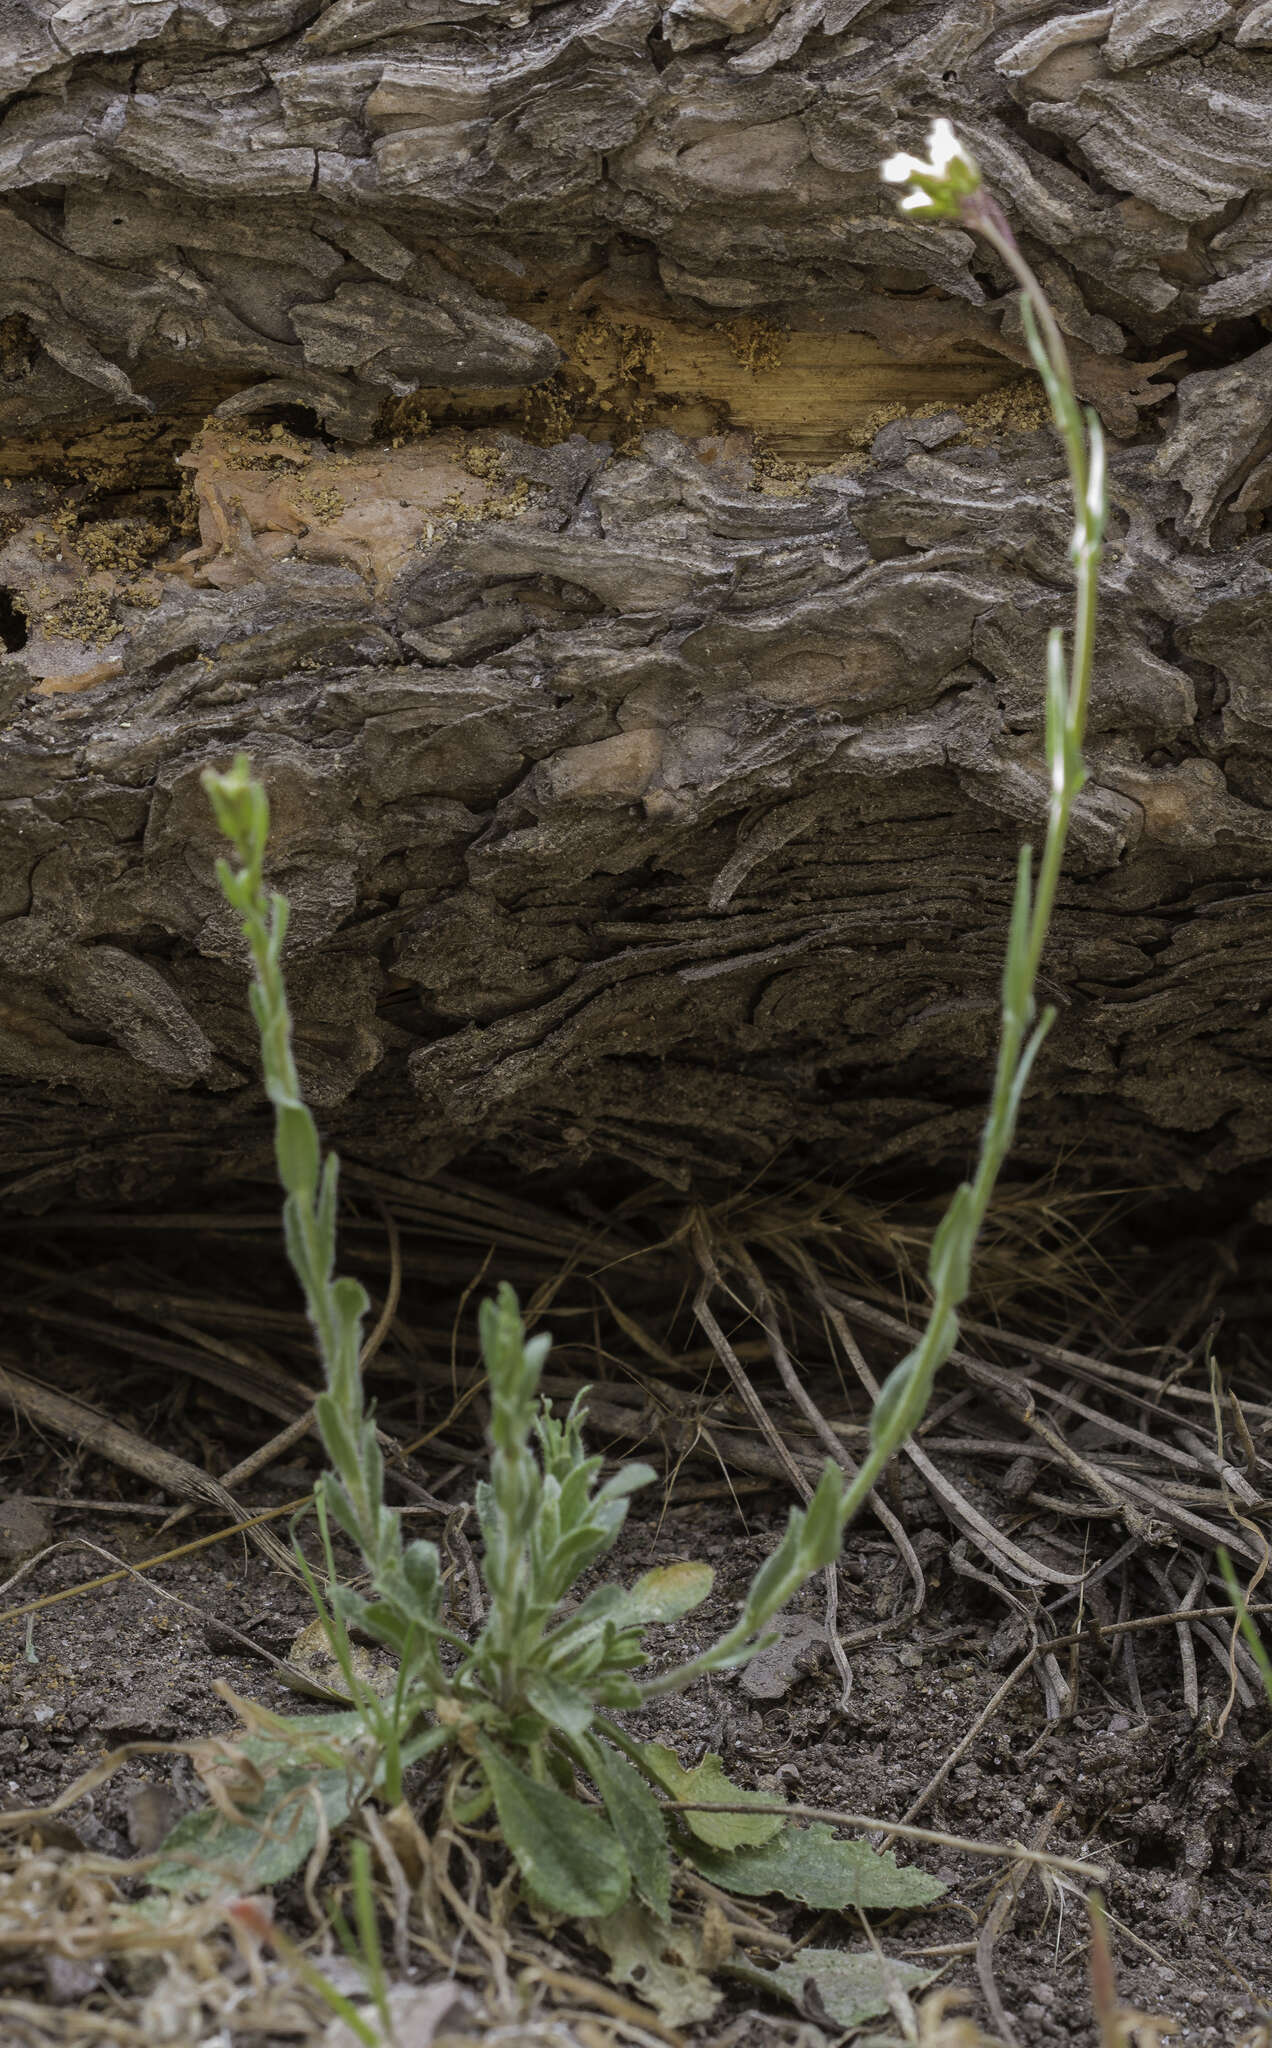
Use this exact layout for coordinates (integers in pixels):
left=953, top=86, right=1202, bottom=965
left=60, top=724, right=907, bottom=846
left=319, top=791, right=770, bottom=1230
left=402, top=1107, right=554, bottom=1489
left=2, top=0, right=1271, bottom=1215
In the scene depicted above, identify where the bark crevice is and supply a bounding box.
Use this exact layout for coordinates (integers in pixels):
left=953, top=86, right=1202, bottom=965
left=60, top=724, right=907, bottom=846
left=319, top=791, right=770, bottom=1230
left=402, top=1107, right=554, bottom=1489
left=2, top=0, right=1272, bottom=1211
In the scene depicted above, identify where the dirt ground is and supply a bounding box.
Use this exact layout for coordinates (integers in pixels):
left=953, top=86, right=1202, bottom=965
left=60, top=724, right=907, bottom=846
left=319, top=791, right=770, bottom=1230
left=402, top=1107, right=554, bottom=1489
left=2, top=1463, right=1269, bottom=2041
left=0, top=1195, right=1269, bottom=2045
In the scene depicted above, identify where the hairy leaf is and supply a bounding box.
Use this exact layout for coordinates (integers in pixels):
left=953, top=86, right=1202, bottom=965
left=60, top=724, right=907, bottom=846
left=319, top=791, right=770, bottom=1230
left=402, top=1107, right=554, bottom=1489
left=639, top=1744, right=784, bottom=1850
left=523, top=1670, right=596, bottom=1738
left=590, top=1903, right=722, bottom=2027
left=689, top=1823, right=945, bottom=1910
left=624, top=1561, right=714, bottom=1625
left=584, top=1738, right=671, bottom=1919
left=476, top=1739, right=630, bottom=1919
left=152, top=1766, right=357, bottom=1895
left=730, top=1947, right=934, bottom=2027
left=151, top=1710, right=385, bottom=1896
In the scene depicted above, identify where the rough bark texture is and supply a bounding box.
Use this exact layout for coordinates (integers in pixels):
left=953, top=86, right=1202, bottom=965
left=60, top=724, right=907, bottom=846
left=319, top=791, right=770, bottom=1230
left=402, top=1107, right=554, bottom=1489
left=2, top=0, right=1272, bottom=1209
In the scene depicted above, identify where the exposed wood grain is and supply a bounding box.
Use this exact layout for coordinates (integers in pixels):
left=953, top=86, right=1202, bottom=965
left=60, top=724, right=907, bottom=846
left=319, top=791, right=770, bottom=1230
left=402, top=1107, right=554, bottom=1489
left=1, top=0, right=1272, bottom=1213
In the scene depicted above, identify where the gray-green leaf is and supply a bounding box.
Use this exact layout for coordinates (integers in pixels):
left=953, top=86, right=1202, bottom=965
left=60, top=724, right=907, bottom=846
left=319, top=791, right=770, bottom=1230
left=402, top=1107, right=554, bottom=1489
left=624, top=1561, right=714, bottom=1625
left=730, top=1947, right=934, bottom=2027
left=584, top=1738, right=671, bottom=1920
left=541, top=1562, right=714, bottom=1664
left=591, top=1903, right=722, bottom=2027
left=476, top=1738, right=630, bottom=1919
left=638, top=1744, right=784, bottom=1850
left=689, top=1823, right=945, bottom=1910
left=523, top=1670, right=596, bottom=1738
left=151, top=1764, right=358, bottom=1896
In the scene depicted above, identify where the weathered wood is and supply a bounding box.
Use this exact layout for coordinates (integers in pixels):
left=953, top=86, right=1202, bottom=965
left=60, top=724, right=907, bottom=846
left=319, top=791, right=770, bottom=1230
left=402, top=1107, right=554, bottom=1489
left=1, top=0, right=1271, bottom=1210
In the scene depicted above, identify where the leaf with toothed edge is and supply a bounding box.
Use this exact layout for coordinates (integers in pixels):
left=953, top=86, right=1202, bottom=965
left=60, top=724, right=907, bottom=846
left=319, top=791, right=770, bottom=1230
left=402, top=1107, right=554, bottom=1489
left=688, top=1823, right=946, bottom=1911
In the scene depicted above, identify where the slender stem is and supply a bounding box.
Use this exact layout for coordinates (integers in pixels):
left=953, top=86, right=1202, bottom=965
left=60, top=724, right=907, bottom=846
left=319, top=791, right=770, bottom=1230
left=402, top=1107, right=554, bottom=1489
left=968, top=195, right=1086, bottom=499
left=567, top=172, right=1107, bottom=1714
left=825, top=189, right=1108, bottom=1538
left=638, top=1534, right=825, bottom=1700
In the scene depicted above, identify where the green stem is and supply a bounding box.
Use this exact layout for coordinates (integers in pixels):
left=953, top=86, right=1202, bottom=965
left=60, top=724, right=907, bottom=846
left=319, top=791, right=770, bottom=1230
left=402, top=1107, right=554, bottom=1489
left=969, top=196, right=1087, bottom=502
left=847, top=200, right=1107, bottom=1490
left=641, top=183, right=1109, bottom=1707
left=638, top=1533, right=826, bottom=1701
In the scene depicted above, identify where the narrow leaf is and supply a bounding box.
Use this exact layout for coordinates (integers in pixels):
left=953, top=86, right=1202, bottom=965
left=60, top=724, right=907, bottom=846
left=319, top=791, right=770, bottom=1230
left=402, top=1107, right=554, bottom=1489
left=591, top=1464, right=658, bottom=1510
left=799, top=1462, right=845, bottom=1568
left=926, top=1180, right=974, bottom=1302
left=593, top=1671, right=643, bottom=1709
left=869, top=1347, right=919, bottom=1451
left=1085, top=409, right=1107, bottom=534
left=476, top=1738, right=630, bottom=1919
left=1002, top=843, right=1034, bottom=1024
left=735, top=1521, right=803, bottom=1631
left=271, top=1101, right=320, bottom=1203
left=1044, top=628, right=1067, bottom=793
left=585, top=1738, right=671, bottom=1920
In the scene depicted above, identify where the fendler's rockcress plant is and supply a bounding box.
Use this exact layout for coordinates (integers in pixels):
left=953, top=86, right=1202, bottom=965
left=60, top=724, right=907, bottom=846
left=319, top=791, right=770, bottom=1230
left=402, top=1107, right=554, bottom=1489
left=177, top=122, right=1107, bottom=1927
left=640, top=121, right=1108, bottom=1699
left=840, top=117, right=1109, bottom=1510
left=195, top=756, right=846, bottom=1922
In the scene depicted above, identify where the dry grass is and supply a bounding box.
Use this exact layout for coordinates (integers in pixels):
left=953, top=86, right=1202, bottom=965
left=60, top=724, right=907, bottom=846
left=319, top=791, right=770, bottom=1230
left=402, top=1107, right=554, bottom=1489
left=0, top=1168, right=1268, bottom=2044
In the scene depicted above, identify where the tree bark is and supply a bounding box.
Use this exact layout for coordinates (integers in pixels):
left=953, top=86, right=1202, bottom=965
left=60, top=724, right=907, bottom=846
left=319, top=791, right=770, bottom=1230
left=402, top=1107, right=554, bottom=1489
left=2, top=0, right=1272, bottom=1211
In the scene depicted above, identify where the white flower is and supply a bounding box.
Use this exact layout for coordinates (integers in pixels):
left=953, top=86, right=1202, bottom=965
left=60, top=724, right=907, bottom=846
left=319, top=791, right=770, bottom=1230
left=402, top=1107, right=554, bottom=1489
left=880, top=118, right=981, bottom=220
left=881, top=118, right=960, bottom=185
